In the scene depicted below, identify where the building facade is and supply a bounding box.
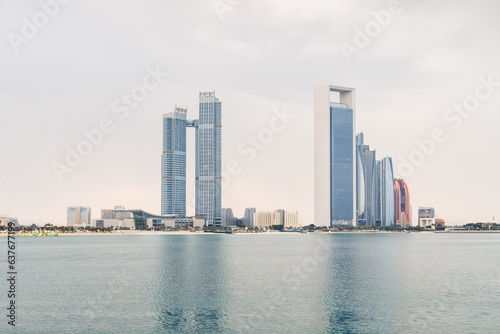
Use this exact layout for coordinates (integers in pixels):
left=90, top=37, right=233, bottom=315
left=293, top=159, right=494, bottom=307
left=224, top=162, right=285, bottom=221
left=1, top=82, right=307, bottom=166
left=161, top=107, right=187, bottom=216
left=0, top=216, right=19, bottom=227
left=222, top=208, right=235, bottom=227
left=380, top=157, right=396, bottom=227
left=243, top=208, right=256, bottom=227
left=195, top=91, right=222, bottom=227
left=314, top=86, right=356, bottom=226
left=67, top=206, right=91, bottom=227
left=161, top=92, right=222, bottom=227
left=254, top=210, right=299, bottom=228
left=394, top=179, right=411, bottom=227
left=418, top=207, right=436, bottom=226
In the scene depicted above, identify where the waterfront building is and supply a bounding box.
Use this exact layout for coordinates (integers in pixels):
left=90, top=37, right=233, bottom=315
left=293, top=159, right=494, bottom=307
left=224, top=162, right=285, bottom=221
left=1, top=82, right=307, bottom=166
left=222, top=208, right=235, bottom=227
left=314, top=85, right=356, bottom=226
left=380, top=157, right=396, bottom=227
left=94, top=207, right=204, bottom=230
left=254, top=212, right=274, bottom=227
left=284, top=212, right=299, bottom=228
left=67, top=206, right=91, bottom=227
left=243, top=208, right=256, bottom=227
left=418, top=207, right=436, bottom=226
left=360, top=144, right=377, bottom=226
left=161, top=107, right=187, bottom=216
left=254, top=210, right=299, bottom=228
left=195, top=91, right=222, bottom=227
left=394, top=179, right=411, bottom=227
left=161, top=92, right=222, bottom=227
left=435, top=218, right=445, bottom=229
left=356, top=134, right=395, bottom=227
left=419, top=217, right=445, bottom=230
left=102, top=206, right=132, bottom=219
left=0, top=215, right=19, bottom=227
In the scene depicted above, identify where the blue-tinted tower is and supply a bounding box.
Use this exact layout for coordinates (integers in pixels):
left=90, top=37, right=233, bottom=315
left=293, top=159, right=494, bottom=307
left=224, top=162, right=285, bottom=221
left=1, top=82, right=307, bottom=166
left=161, top=107, right=187, bottom=216
left=196, top=91, right=222, bottom=227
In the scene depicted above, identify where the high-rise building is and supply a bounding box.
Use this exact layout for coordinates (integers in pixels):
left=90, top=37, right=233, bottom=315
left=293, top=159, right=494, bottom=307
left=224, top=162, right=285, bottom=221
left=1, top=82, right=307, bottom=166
left=161, top=92, right=222, bottom=227
left=196, top=91, right=222, bottom=227
left=314, top=86, right=356, bottom=226
left=380, top=157, right=396, bottom=227
left=67, top=206, right=91, bottom=227
left=356, top=133, right=377, bottom=227
left=161, top=107, right=187, bottom=216
left=221, top=208, right=235, bottom=227
left=356, top=133, right=395, bottom=227
left=243, top=208, right=256, bottom=227
left=394, top=179, right=411, bottom=227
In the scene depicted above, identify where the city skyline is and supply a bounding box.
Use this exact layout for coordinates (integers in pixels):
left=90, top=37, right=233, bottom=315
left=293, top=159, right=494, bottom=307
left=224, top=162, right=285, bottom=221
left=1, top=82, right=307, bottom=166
left=1, top=1, right=499, bottom=226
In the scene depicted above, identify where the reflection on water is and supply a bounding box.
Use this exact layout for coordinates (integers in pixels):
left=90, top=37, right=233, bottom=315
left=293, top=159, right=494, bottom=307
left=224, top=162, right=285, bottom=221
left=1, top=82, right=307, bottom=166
left=5, top=233, right=500, bottom=334
left=153, top=235, right=230, bottom=333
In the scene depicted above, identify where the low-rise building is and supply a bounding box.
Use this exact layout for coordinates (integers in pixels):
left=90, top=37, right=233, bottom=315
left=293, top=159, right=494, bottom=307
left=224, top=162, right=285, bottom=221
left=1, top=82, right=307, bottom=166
left=0, top=216, right=19, bottom=227
left=92, top=207, right=205, bottom=230
left=254, top=210, right=299, bottom=228
left=67, top=206, right=91, bottom=227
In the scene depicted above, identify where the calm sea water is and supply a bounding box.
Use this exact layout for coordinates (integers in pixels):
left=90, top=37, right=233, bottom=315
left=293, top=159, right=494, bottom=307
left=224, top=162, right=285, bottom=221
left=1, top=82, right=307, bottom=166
left=1, top=233, right=499, bottom=333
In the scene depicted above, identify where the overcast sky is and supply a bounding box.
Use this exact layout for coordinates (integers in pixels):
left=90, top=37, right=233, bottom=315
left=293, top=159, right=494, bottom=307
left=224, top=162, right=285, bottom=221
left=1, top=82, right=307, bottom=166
left=1, top=0, right=499, bottom=226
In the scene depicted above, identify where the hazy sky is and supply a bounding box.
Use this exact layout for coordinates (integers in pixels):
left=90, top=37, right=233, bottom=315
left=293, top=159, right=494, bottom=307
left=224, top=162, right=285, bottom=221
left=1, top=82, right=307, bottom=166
left=1, top=0, right=499, bottom=226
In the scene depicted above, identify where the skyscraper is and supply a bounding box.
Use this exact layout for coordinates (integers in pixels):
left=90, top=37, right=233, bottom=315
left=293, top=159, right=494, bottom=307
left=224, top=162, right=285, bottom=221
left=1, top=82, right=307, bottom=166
left=356, top=133, right=395, bottom=227
left=380, top=157, right=396, bottom=227
left=356, top=133, right=377, bottom=227
left=161, top=107, right=187, bottom=216
left=196, top=92, right=222, bottom=227
left=395, top=178, right=411, bottom=227
left=314, top=86, right=356, bottom=226
left=161, top=92, right=222, bottom=226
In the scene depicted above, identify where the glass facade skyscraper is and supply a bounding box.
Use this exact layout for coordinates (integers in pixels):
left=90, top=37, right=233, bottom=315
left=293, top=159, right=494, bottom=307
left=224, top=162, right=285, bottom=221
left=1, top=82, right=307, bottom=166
left=356, top=133, right=395, bottom=227
left=161, top=93, right=222, bottom=227
left=314, top=86, right=356, bottom=226
left=330, top=102, right=355, bottom=223
left=161, top=107, right=187, bottom=216
left=196, top=92, right=222, bottom=227
left=381, top=157, right=396, bottom=227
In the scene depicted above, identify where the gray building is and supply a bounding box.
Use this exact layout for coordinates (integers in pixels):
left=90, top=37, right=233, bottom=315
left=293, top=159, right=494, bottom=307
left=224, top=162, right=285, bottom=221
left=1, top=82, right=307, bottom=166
left=195, top=92, right=222, bottom=227
left=356, top=134, right=395, bottom=227
left=222, top=208, right=235, bottom=227
left=243, top=208, right=256, bottom=227
left=162, top=92, right=222, bottom=227
left=161, top=107, right=187, bottom=216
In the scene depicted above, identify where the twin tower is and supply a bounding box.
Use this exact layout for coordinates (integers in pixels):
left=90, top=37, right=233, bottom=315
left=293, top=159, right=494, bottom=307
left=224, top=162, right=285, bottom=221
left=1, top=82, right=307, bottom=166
left=161, top=91, right=222, bottom=227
